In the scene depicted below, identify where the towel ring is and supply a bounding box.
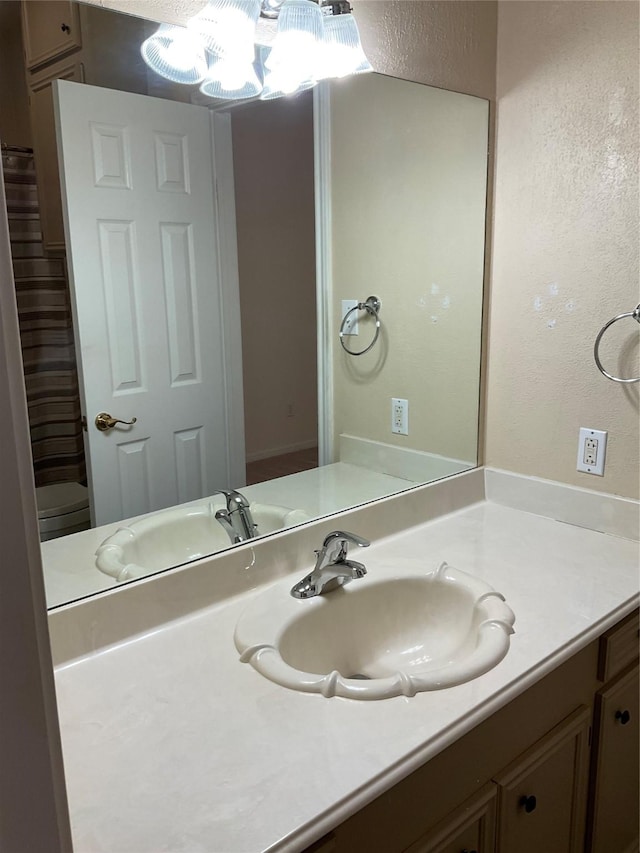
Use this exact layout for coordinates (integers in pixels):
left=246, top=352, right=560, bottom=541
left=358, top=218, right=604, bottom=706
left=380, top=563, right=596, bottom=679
left=339, top=296, right=382, bottom=356
left=593, top=303, right=640, bottom=383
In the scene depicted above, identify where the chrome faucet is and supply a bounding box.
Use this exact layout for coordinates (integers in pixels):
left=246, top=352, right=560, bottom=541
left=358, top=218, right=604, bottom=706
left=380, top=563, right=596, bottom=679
left=290, top=530, right=370, bottom=599
left=213, top=489, right=257, bottom=544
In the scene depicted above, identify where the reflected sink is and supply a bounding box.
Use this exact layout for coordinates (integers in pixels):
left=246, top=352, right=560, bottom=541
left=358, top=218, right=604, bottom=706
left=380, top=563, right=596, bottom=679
left=235, top=562, right=515, bottom=700
left=95, top=501, right=310, bottom=581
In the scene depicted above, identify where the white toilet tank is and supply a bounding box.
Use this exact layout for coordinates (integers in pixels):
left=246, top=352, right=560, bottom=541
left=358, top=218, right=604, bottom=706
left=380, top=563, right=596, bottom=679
left=36, top=483, right=90, bottom=541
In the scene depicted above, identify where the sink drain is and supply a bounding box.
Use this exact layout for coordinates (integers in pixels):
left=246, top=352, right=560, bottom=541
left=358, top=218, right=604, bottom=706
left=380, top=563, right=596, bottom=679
left=346, top=673, right=371, bottom=680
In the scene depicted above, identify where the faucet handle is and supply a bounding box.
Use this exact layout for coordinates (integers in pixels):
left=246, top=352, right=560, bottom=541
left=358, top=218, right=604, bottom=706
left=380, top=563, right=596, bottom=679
left=322, top=530, right=370, bottom=550
left=321, top=530, right=370, bottom=563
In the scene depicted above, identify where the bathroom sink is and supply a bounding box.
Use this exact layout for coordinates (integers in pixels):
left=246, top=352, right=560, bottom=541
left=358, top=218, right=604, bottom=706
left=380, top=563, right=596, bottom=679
left=235, top=562, right=515, bottom=700
left=95, top=501, right=310, bottom=581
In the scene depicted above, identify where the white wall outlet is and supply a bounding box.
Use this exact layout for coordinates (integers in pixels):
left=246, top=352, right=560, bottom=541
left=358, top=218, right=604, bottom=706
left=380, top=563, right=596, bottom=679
left=391, top=398, right=409, bottom=435
left=341, top=300, right=359, bottom=335
left=576, top=427, right=607, bottom=476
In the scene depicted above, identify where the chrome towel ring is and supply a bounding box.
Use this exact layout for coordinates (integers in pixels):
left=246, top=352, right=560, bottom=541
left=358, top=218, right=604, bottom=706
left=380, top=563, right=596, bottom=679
left=339, top=296, right=382, bottom=356
left=593, top=303, right=640, bottom=383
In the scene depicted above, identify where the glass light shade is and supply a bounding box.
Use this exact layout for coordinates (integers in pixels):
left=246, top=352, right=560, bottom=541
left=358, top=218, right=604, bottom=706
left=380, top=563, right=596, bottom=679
left=140, top=24, right=207, bottom=84
left=316, top=12, right=372, bottom=79
left=265, top=0, right=324, bottom=84
left=188, top=0, right=260, bottom=62
left=258, top=45, right=314, bottom=100
left=260, top=67, right=316, bottom=99
left=200, top=52, right=263, bottom=99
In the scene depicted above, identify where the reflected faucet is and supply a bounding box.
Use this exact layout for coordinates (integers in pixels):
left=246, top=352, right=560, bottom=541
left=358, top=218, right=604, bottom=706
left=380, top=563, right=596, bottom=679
left=290, top=530, right=370, bottom=599
left=213, top=489, right=257, bottom=544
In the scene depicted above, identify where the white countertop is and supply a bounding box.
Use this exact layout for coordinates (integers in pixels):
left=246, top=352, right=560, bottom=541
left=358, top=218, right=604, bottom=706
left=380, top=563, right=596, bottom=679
left=53, top=491, right=639, bottom=853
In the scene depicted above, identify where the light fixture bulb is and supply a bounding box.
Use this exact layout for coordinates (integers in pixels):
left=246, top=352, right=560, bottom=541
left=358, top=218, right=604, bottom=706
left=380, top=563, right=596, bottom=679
left=266, top=0, right=324, bottom=83
left=260, top=55, right=316, bottom=99
left=189, top=0, right=260, bottom=61
left=316, top=11, right=372, bottom=79
left=140, top=24, right=207, bottom=84
left=200, top=52, right=263, bottom=99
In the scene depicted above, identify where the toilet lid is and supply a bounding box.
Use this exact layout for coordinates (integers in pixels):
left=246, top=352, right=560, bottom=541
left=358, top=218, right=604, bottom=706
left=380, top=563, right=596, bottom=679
left=36, top=483, right=89, bottom=519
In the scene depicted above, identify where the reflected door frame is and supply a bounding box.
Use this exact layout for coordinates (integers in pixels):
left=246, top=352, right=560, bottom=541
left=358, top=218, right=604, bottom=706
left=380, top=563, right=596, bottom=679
left=314, top=81, right=333, bottom=466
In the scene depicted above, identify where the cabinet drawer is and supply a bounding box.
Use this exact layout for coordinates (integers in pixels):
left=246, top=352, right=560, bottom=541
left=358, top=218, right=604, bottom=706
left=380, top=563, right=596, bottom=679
left=598, top=609, right=640, bottom=683
left=404, top=783, right=496, bottom=853
left=493, top=706, right=591, bottom=853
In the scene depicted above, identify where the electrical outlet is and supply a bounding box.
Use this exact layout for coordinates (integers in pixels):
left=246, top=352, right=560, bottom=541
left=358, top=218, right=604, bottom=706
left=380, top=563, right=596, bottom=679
left=577, top=427, right=607, bottom=476
left=391, top=398, right=409, bottom=435
left=341, top=300, right=359, bottom=335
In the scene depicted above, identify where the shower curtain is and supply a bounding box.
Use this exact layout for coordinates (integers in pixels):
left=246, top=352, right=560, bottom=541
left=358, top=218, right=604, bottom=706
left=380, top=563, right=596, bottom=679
left=2, top=146, right=86, bottom=487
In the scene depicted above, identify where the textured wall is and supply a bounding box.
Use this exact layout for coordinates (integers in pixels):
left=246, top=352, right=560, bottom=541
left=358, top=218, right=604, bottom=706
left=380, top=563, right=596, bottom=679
left=486, top=1, right=639, bottom=498
left=354, top=0, right=497, bottom=99
left=331, top=73, right=488, bottom=462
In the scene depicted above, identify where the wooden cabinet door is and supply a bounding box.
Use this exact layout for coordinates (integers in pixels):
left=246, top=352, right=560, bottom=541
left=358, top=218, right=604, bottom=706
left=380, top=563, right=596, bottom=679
left=587, top=664, right=639, bottom=853
left=28, top=57, right=84, bottom=253
left=21, top=0, right=81, bottom=71
left=493, top=706, right=590, bottom=853
left=404, top=783, right=497, bottom=853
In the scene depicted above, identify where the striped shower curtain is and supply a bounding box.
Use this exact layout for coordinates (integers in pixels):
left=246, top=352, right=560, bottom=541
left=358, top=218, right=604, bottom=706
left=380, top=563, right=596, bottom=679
left=2, top=147, right=86, bottom=487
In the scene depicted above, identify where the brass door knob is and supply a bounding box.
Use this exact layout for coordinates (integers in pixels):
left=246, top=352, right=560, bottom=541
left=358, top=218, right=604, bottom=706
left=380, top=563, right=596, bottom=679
left=95, top=412, right=137, bottom=432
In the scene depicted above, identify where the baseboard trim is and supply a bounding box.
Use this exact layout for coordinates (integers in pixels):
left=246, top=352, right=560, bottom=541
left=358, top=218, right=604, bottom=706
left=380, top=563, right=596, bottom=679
left=339, top=434, right=474, bottom=483
left=245, top=440, right=318, bottom=464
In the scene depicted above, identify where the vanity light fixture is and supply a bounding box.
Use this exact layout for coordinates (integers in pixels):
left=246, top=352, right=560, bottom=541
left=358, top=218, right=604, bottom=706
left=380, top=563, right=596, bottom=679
left=200, top=53, right=264, bottom=99
left=318, top=2, right=372, bottom=78
left=188, top=0, right=261, bottom=61
left=140, top=24, right=208, bottom=84
left=140, top=0, right=371, bottom=101
left=263, top=0, right=324, bottom=95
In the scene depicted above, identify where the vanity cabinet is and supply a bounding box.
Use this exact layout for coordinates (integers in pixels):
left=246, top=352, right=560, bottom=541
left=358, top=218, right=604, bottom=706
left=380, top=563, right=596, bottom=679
left=587, top=609, right=640, bottom=853
left=307, top=610, right=639, bottom=853
left=493, top=706, right=590, bottom=853
left=404, top=784, right=497, bottom=853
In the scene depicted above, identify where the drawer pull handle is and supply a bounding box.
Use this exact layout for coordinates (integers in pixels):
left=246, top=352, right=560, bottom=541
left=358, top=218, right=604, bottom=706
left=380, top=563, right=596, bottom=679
left=520, top=794, right=537, bottom=813
left=61, top=22, right=71, bottom=33
left=615, top=709, right=631, bottom=725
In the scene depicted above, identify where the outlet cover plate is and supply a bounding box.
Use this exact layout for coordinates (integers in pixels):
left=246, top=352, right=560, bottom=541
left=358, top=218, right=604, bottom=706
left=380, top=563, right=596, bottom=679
left=576, top=427, right=607, bottom=476
left=391, top=398, right=409, bottom=435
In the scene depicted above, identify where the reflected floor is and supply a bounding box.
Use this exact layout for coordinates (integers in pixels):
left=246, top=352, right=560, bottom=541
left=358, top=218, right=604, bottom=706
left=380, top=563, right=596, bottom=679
left=246, top=446, right=318, bottom=485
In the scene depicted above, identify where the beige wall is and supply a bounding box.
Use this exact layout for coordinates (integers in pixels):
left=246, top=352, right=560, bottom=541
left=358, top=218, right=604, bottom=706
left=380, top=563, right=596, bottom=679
left=231, top=94, right=317, bottom=461
left=486, top=1, right=639, bottom=499
left=330, top=73, right=488, bottom=463
left=354, top=0, right=497, bottom=100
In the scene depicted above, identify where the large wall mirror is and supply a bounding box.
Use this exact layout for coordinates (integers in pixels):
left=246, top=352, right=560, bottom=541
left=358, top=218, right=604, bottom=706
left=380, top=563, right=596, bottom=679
left=0, top=1, right=488, bottom=609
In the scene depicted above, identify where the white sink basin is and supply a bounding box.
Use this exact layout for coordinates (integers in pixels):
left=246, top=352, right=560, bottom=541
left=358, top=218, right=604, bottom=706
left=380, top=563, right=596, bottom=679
left=235, top=562, right=515, bottom=700
left=95, top=502, right=310, bottom=581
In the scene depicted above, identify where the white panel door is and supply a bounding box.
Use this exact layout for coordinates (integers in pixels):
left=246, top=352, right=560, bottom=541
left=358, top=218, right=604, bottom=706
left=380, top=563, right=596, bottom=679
left=54, top=80, right=239, bottom=526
